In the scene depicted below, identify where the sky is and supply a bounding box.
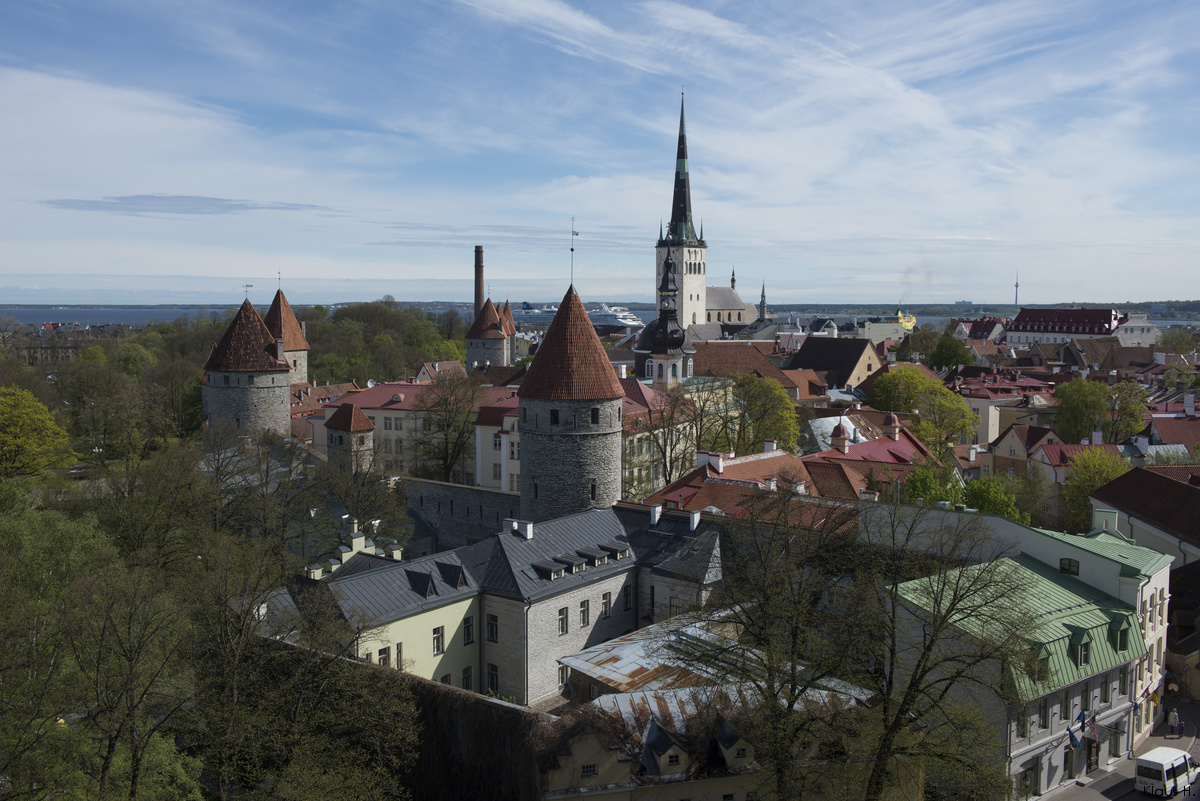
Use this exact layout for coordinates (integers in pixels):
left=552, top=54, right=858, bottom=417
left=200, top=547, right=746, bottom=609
left=1, top=0, right=1199, bottom=307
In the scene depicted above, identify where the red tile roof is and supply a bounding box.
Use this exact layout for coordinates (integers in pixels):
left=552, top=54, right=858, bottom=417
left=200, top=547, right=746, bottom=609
left=263, top=289, right=309, bottom=351
left=518, top=286, right=623, bottom=401
left=1151, top=416, right=1200, bottom=450
left=692, top=342, right=798, bottom=390
left=466, top=298, right=507, bottom=340
left=325, top=403, right=375, bottom=432
left=1091, top=466, right=1200, bottom=544
left=1031, top=443, right=1122, bottom=467
left=204, top=299, right=289, bottom=373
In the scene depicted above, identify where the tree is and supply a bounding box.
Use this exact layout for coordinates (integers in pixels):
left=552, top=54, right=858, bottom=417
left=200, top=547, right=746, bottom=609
left=909, top=385, right=978, bottom=460
left=867, top=366, right=929, bottom=414
left=963, top=474, right=1029, bottom=524
left=1158, top=328, right=1199, bottom=354
left=853, top=503, right=1038, bottom=801
left=0, top=386, right=73, bottom=479
left=1053, top=378, right=1108, bottom=445
left=902, top=464, right=963, bottom=506
left=413, top=373, right=483, bottom=483
left=1005, top=461, right=1052, bottom=528
left=928, top=335, right=972, bottom=371
left=663, top=486, right=863, bottom=800
left=624, top=384, right=698, bottom=500
left=731, top=374, right=798, bottom=455
left=891, top=324, right=940, bottom=363
left=1060, top=448, right=1130, bottom=533
left=1106, top=380, right=1149, bottom=444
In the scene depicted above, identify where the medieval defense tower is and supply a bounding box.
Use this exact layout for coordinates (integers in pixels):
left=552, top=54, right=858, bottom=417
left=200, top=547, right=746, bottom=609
left=656, top=94, right=707, bottom=328
left=518, top=286, right=624, bottom=523
left=263, top=289, right=310, bottom=384
left=202, top=299, right=292, bottom=437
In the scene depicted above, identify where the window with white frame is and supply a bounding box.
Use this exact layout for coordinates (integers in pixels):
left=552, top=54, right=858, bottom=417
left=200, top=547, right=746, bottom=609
left=558, top=607, right=568, bottom=635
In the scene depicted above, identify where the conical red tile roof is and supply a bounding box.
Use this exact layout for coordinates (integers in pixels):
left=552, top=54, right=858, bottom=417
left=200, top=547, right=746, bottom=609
left=326, top=402, right=375, bottom=432
left=204, top=300, right=289, bottom=372
left=264, top=289, right=309, bottom=351
left=518, top=286, right=623, bottom=401
left=501, top=300, right=516, bottom=336
left=466, top=298, right=507, bottom=340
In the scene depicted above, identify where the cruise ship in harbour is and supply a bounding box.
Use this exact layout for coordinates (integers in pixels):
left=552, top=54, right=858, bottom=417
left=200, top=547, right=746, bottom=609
left=513, top=301, right=643, bottom=329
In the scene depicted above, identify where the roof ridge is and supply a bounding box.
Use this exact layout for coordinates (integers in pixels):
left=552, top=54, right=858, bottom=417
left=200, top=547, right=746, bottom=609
left=518, top=287, right=623, bottom=400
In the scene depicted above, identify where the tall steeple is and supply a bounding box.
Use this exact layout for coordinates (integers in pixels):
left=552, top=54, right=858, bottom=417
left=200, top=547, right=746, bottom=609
left=667, top=94, right=699, bottom=244
left=655, top=92, right=708, bottom=328
left=759, top=282, right=767, bottom=321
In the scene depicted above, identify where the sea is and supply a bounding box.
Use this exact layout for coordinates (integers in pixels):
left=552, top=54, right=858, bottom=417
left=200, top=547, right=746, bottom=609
left=0, top=307, right=238, bottom=327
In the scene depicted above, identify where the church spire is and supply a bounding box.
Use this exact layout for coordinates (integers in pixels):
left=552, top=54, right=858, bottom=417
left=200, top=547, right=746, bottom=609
left=667, top=93, right=698, bottom=244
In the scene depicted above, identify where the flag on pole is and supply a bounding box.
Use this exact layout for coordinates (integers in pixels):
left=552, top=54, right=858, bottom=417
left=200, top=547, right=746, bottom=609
left=1088, top=714, right=1100, bottom=742
left=1151, top=690, right=1159, bottom=705
left=1068, top=726, right=1081, bottom=748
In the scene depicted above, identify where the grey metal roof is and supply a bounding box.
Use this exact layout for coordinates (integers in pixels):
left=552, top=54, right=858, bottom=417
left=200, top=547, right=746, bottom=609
left=321, top=550, right=477, bottom=627
left=457, top=508, right=639, bottom=602
left=705, top=286, right=746, bottom=311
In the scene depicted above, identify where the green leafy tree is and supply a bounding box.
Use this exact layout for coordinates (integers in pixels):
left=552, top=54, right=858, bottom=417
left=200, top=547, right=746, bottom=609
left=1053, top=378, right=1109, bottom=445
left=1106, top=380, right=1149, bottom=444
left=902, top=464, right=963, bottom=505
left=731, top=374, right=799, bottom=454
left=0, top=386, right=73, bottom=479
left=963, top=474, right=1029, bottom=524
left=928, top=335, right=973, bottom=371
left=1061, top=448, right=1131, bottom=532
left=868, top=366, right=977, bottom=458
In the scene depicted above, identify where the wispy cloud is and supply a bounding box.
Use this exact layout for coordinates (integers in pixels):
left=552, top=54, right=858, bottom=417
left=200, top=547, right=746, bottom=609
left=42, top=194, right=332, bottom=216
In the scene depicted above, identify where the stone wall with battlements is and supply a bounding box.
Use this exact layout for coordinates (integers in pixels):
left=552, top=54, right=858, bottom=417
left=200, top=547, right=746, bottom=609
left=406, top=478, right=520, bottom=549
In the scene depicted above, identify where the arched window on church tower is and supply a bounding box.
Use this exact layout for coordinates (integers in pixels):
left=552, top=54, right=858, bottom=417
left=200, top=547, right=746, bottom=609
left=657, top=364, right=663, bottom=379
left=646, top=361, right=653, bottom=378
left=671, top=364, right=677, bottom=379
left=687, top=359, right=692, bottom=378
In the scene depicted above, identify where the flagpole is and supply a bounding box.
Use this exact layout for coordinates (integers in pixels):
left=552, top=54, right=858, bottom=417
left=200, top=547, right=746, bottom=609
left=570, top=217, right=579, bottom=285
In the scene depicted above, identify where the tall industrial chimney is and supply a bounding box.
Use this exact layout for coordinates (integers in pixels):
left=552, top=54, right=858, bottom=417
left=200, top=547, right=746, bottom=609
left=474, top=246, right=485, bottom=319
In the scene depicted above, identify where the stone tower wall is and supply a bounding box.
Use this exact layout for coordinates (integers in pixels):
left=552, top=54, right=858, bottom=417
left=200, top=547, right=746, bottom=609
left=466, top=337, right=508, bottom=370
left=202, top=370, right=290, bottom=437
left=284, top=349, right=308, bottom=385
left=518, top=396, right=622, bottom=523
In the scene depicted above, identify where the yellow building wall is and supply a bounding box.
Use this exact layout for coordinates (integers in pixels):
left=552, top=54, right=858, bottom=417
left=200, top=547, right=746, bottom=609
left=357, top=595, right=480, bottom=688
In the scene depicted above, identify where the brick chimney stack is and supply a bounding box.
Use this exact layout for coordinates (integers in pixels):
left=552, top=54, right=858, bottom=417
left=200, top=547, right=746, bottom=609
left=474, top=246, right=485, bottom=319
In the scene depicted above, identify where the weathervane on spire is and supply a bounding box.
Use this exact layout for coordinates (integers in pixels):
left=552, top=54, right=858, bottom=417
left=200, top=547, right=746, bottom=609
left=243, top=283, right=253, bottom=300
left=570, top=216, right=579, bottom=284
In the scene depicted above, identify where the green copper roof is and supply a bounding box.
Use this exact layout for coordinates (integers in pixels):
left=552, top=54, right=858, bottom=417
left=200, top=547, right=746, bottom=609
left=1030, top=527, right=1174, bottom=579
left=896, top=552, right=1145, bottom=703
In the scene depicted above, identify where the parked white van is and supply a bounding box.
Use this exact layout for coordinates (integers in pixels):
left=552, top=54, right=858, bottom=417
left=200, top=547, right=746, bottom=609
left=1136, top=747, right=1200, bottom=796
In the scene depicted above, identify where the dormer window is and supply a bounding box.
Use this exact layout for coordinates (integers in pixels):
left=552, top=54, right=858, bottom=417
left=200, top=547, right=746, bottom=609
left=1079, top=641, right=1090, bottom=667
left=667, top=754, right=680, bottom=766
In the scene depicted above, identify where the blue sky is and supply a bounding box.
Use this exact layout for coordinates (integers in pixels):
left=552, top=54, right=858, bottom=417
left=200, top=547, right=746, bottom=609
left=1, top=0, right=1198, bottom=306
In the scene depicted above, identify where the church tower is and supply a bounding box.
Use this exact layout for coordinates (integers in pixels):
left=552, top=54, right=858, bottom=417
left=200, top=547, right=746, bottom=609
left=633, top=250, right=694, bottom=385
left=518, top=286, right=624, bottom=523
left=656, top=94, right=707, bottom=328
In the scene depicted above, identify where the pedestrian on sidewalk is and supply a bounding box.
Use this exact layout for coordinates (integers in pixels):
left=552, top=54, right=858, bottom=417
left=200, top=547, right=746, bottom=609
left=1167, top=708, right=1179, bottom=738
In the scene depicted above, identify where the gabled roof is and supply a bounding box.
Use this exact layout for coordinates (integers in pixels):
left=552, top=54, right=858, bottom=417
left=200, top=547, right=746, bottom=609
left=785, top=337, right=874, bottom=387
left=705, top=286, right=746, bottom=311
left=204, top=299, right=289, bottom=373
left=518, top=286, right=623, bottom=401
left=1031, top=443, right=1122, bottom=467
left=325, top=402, right=374, bottom=432
left=263, top=289, right=309, bottom=351
left=1151, top=416, right=1200, bottom=450
left=320, top=550, right=477, bottom=627
left=991, top=423, right=1060, bottom=452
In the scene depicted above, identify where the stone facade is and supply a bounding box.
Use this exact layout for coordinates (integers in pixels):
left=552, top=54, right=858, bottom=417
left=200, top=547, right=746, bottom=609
left=283, top=347, right=308, bottom=385
left=465, top=335, right=507, bottom=371
left=518, top=396, right=623, bottom=523
left=202, top=369, right=291, bottom=438
left=407, top=478, right=520, bottom=549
